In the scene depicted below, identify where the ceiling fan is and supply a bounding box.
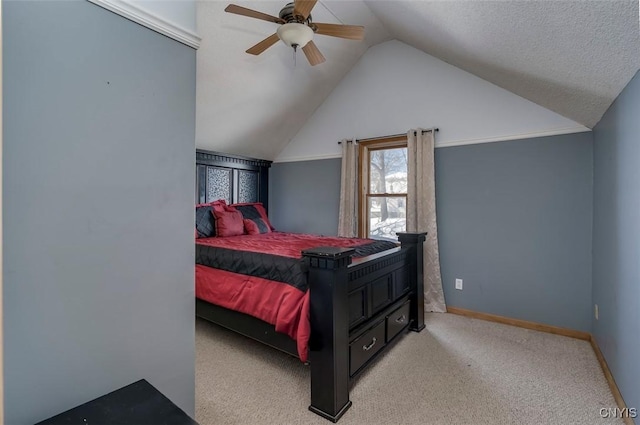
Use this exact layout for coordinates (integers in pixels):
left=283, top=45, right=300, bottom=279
left=225, top=1, right=365, bottom=66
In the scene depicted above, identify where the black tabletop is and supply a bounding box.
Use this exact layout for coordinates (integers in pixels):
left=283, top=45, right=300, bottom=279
left=35, top=379, right=199, bottom=425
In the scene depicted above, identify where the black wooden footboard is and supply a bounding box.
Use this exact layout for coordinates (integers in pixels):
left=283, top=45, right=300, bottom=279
left=303, top=232, right=426, bottom=422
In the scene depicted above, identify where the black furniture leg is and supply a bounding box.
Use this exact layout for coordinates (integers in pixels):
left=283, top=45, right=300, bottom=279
left=398, top=232, right=427, bottom=332
left=303, top=247, right=355, bottom=423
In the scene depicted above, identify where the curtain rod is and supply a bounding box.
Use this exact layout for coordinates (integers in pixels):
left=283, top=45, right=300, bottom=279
left=338, top=128, right=439, bottom=144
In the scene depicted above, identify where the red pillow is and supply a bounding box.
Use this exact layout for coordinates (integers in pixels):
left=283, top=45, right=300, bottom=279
left=195, top=199, right=228, bottom=238
left=212, top=209, right=245, bottom=237
left=212, top=200, right=227, bottom=212
left=196, top=199, right=226, bottom=208
left=244, top=218, right=271, bottom=235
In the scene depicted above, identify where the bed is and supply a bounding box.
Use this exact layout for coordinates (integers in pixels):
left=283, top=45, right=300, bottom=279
left=195, top=149, right=426, bottom=422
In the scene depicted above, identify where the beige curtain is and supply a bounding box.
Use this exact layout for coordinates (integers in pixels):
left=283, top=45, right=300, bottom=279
left=338, top=139, right=358, bottom=237
left=406, top=129, right=446, bottom=312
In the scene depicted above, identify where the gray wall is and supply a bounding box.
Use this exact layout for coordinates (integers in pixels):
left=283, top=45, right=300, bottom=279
left=270, top=159, right=342, bottom=235
left=3, top=2, right=196, bottom=423
left=436, top=134, right=593, bottom=331
left=270, top=132, right=594, bottom=331
left=592, top=70, right=640, bottom=412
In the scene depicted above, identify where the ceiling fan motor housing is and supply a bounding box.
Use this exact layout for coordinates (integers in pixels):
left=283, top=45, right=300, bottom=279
left=279, top=2, right=311, bottom=23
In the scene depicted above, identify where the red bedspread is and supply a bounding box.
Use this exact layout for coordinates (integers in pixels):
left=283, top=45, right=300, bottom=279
left=196, top=231, right=393, bottom=257
left=196, top=264, right=312, bottom=360
left=195, top=232, right=398, bottom=362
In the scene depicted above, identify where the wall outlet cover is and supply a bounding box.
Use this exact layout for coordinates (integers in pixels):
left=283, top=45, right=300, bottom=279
left=455, top=278, right=463, bottom=290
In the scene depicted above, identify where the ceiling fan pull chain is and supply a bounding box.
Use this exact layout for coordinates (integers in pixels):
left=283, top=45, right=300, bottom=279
left=293, top=44, right=297, bottom=67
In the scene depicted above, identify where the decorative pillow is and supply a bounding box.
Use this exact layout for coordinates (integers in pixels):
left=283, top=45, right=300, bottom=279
left=213, top=209, right=245, bottom=237
left=196, top=199, right=227, bottom=210
left=195, top=200, right=228, bottom=238
left=195, top=205, right=216, bottom=238
left=243, top=218, right=271, bottom=235
left=211, top=199, right=228, bottom=212
left=232, top=203, right=274, bottom=231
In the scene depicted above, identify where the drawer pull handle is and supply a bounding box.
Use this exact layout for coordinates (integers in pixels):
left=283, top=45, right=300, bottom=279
left=395, top=315, right=406, bottom=323
left=362, top=337, right=377, bottom=351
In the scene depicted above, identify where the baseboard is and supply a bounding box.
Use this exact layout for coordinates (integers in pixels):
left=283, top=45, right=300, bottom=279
left=590, top=337, right=636, bottom=425
left=445, top=306, right=591, bottom=340
left=446, top=306, right=635, bottom=425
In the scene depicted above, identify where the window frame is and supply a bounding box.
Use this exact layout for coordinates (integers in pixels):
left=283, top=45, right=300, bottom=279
left=357, top=135, right=408, bottom=239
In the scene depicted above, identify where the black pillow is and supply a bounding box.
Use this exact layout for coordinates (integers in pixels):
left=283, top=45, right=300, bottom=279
left=234, top=205, right=271, bottom=234
left=195, top=205, right=216, bottom=238
left=234, top=205, right=262, bottom=221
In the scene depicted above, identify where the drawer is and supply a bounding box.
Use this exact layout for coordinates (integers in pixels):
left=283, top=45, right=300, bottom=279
left=386, top=301, right=410, bottom=342
left=350, top=320, right=386, bottom=375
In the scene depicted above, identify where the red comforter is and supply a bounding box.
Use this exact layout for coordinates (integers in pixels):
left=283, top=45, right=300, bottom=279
left=195, top=232, right=397, bottom=361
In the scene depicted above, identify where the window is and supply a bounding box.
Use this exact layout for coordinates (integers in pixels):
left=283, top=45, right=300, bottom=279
left=358, top=136, right=408, bottom=240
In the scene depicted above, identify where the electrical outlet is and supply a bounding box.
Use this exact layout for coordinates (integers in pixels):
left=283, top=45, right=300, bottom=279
left=455, top=278, right=463, bottom=290
left=595, top=304, right=599, bottom=320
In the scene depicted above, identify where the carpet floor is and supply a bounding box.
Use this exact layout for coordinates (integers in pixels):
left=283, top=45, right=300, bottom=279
left=195, top=313, right=621, bottom=425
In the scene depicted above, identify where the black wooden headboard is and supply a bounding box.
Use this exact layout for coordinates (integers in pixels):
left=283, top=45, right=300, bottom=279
left=196, top=149, right=272, bottom=210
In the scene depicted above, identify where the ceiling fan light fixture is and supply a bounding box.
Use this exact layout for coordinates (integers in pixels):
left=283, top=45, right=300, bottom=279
left=276, top=23, right=313, bottom=48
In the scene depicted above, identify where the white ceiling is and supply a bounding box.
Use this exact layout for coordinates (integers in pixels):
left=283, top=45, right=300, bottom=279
left=196, top=0, right=640, bottom=160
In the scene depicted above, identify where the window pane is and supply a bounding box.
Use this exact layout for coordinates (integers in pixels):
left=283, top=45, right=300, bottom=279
left=368, top=196, right=406, bottom=240
left=369, top=148, right=407, bottom=194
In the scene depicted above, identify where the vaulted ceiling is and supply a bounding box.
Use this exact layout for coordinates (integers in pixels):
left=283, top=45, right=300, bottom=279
left=196, top=0, right=639, bottom=160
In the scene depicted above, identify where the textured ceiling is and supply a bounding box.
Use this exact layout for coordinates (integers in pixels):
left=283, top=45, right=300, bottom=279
left=196, top=0, right=640, bottom=159
left=365, top=0, right=640, bottom=129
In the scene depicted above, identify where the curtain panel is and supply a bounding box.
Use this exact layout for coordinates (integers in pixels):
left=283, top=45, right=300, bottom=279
left=338, top=139, right=358, bottom=238
left=407, top=129, right=446, bottom=312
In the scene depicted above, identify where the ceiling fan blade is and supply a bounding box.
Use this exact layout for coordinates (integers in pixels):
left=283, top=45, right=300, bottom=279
left=294, top=0, right=317, bottom=20
left=313, top=23, right=364, bottom=40
left=246, top=33, right=280, bottom=55
left=302, top=41, right=325, bottom=66
left=225, top=4, right=284, bottom=24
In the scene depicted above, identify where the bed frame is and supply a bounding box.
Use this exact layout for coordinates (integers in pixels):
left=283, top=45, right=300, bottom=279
left=195, top=150, right=426, bottom=422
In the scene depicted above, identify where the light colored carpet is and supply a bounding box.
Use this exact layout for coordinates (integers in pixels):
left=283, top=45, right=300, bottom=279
left=195, top=313, right=621, bottom=425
